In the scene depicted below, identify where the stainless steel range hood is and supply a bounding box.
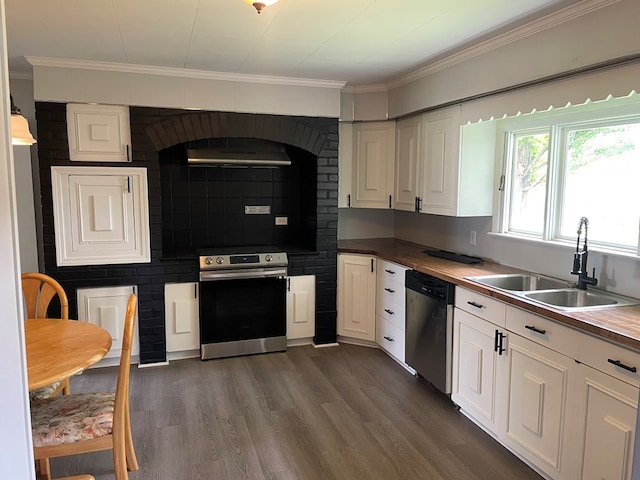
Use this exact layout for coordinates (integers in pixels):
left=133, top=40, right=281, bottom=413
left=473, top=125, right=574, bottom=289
left=187, top=147, right=291, bottom=166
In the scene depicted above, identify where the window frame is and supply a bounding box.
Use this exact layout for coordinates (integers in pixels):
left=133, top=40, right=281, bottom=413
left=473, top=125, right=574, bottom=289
left=494, top=96, right=640, bottom=257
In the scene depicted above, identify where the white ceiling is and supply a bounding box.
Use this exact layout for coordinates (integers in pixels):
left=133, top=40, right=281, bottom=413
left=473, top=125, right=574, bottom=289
left=5, top=0, right=578, bottom=86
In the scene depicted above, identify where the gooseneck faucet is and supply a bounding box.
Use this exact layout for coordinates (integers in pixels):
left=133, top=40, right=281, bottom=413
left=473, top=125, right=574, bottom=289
left=571, top=216, right=598, bottom=290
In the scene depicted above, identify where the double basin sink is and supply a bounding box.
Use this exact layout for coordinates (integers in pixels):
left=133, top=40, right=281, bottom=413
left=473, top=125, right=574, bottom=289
left=465, top=273, right=639, bottom=311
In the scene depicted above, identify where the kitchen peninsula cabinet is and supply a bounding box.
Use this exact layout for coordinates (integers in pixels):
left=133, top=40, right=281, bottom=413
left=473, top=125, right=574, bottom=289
left=337, top=253, right=376, bottom=341
left=165, top=282, right=200, bottom=356
left=338, top=121, right=395, bottom=209
left=51, top=166, right=151, bottom=266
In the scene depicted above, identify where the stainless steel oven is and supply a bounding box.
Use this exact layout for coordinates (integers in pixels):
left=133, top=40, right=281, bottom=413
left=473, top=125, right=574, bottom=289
left=198, top=250, right=288, bottom=360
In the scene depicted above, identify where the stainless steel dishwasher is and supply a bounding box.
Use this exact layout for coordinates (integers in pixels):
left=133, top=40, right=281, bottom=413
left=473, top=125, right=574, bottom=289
left=405, top=270, right=455, bottom=394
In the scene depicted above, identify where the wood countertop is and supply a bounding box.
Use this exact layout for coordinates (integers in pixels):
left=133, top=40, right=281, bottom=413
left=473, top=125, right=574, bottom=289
left=338, top=238, right=640, bottom=351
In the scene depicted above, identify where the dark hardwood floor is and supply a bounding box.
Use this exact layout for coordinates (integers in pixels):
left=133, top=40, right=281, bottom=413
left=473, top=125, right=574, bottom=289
left=51, top=344, right=541, bottom=480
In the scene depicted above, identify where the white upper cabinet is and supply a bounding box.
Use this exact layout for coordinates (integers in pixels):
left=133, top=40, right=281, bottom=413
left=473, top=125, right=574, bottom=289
left=51, top=166, right=151, bottom=266
left=418, top=107, right=461, bottom=215
left=67, top=103, right=131, bottom=162
left=396, top=106, right=495, bottom=216
left=339, top=121, right=395, bottom=209
left=338, top=122, right=353, bottom=208
left=394, top=116, right=421, bottom=212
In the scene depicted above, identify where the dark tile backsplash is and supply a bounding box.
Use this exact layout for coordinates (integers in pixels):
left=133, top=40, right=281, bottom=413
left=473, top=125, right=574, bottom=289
left=159, top=142, right=317, bottom=255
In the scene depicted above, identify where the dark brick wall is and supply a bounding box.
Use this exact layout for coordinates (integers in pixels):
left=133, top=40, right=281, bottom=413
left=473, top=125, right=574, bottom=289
left=34, top=103, right=339, bottom=363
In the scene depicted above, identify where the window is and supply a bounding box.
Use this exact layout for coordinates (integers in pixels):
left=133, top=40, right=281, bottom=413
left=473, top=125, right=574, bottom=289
left=498, top=97, right=640, bottom=255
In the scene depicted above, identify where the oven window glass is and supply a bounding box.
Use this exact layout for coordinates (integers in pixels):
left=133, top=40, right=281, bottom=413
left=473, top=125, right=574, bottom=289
left=200, top=277, right=286, bottom=343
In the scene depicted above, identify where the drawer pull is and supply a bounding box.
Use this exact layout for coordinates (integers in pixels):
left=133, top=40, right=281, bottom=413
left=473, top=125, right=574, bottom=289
left=525, top=325, right=546, bottom=335
left=385, top=269, right=396, bottom=275
left=384, top=309, right=395, bottom=315
left=384, top=287, right=395, bottom=293
left=468, top=301, right=484, bottom=309
left=383, top=336, right=395, bottom=342
left=607, top=359, right=637, bottom=373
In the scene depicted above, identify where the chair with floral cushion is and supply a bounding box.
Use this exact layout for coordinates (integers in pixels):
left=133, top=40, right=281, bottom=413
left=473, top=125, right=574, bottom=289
left=31, top=293, right=139, bottom=480
left=22, top=272, right=71, bottom=399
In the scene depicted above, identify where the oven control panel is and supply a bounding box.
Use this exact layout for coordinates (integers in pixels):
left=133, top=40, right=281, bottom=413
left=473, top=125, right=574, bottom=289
left=199, top=252, right=288, bottom=270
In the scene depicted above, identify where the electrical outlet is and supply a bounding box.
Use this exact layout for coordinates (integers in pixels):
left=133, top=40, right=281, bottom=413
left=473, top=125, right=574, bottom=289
left=470, top=230, right=477, bottom=246
left=275, top=216, right=288, bottom=226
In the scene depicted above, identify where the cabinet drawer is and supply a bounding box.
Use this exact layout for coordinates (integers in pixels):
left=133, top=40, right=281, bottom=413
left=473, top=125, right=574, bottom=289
left=455, top=287, right=506, bottom=327
left=376, top=315, right=405, bottom=362
left=377, top=274, right=405, bottom=307
left=378, top=259, right=408, bottom=284
left=580, top=334, right=640, bottom=387
left=376, top=292, right=405, bottom=331
left=506, top=306, right=580, bottom=359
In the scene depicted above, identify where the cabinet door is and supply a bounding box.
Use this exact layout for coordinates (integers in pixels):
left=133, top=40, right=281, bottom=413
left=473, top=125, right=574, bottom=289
left=575, top=364, right=638, bottom=480
left=338, top=123, right=354, bottom=208
left=452, top=308, right=502, bottom=433
left=165, top=282, right=200, bottom=353
left=51, top=166, right=151, bottom=266
left=337, top=254, right=376, bottom=341
left=67, top=103, right=131, bottom=162
left=286, top=275, right=316, bottom=341
left=500, top=332, right=573, bottom=479
left=352, top=122, right=395, bottom=209
left=419, top=107, right=460, bottom=216
left=77, top=285, right=139, bottom=363
left=395, top=117, right=421, bottom=211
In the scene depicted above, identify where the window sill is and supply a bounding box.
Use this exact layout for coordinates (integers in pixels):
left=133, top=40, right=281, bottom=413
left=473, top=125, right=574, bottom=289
left=487, top=231, right=640, bottom=262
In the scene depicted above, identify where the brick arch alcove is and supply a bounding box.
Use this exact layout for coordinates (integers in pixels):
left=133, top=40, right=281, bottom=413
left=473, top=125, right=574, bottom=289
left=36, top=103, right=339, bottom=364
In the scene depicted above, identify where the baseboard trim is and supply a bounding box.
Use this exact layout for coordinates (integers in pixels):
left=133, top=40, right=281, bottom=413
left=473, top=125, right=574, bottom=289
left=137, top=360, right=169, bottom=368
left=313, top=342, right=339, bottom=348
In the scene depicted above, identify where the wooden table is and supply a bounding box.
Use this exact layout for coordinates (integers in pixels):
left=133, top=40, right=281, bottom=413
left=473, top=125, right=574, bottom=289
left=25, top=319, right=112, bottom=390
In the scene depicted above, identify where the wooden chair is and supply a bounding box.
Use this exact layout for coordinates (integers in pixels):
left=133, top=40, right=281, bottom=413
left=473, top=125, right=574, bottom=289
left=22, top=272, right=71, bottom=399
left=31, top=293, right=139, bottom=480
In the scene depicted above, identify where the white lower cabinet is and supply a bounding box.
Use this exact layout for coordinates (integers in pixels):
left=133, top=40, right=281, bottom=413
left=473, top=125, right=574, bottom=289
left=573, top=363, right=638, bottom=480
left=452, top=308, right=503, bottom=434
left=453, top=286, right=640, bottom=480
left=500, top=332, right=574, bottom=479
left=77, top=285, right=139, bottom=365
left=375, top=259, right=408, bottom=363
left=164, top=282, right=199, bottom=354
left=286, top=275, right=316, bottom=342
left=337, top=253, right=376, bottom=342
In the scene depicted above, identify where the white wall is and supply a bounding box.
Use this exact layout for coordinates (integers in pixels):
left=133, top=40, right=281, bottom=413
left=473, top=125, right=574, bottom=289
left=387, top=0, right=640, bottom=118
left=10, top=77, right=38, bottom=272
left=337, top=208, right=395, bottom=240
left=0, top=0, right=36, bottom=476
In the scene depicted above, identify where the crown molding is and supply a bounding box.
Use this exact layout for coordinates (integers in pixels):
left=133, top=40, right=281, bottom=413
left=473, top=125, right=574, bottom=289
left=342, top=83, right=388, bottom=94
left=387, top=0, right=622, bottom=90
left=25, top=57, right=347, bottom=89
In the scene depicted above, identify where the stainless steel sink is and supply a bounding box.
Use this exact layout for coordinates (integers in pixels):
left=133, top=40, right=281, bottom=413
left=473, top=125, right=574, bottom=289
left=465, top=273, right=640, bottom=311
left=466, top=273, right=571, bottom=292
left=523, top=289, right=639, bottom=311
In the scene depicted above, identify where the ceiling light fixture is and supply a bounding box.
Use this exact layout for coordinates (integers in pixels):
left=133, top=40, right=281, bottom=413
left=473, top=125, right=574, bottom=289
left=244, top=0, right=279, bottom=14
left=10, top=95, right=36, bottom=145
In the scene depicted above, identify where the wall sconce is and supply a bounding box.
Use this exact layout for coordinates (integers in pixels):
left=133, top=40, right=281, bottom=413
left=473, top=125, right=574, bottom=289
left=10, top=95, right=36, bottom=145
left=244, top=0, right=279, bottom=14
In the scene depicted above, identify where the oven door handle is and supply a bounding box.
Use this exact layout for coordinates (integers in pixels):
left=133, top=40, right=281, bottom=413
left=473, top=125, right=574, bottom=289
left=199, top=268, right=288, bottom=281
